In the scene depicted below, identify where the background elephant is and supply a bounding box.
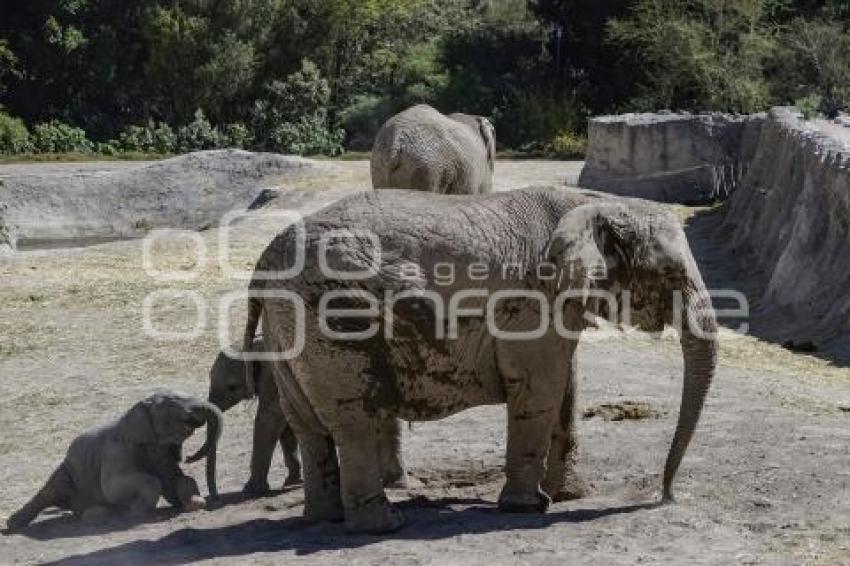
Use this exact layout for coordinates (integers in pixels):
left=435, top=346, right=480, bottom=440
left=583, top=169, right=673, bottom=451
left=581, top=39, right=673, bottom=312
left=371, top=104, right=495, bottom=194
left=208, top=339, right=408, bottom=497
left=6, top=390, right=221, bottom=531
left=242, top=186, right=717, bottom=533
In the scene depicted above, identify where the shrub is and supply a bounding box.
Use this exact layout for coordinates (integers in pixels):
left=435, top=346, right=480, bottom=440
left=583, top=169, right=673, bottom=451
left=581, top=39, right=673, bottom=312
left=795, top=94, right=822, bottom=120
left=222, top=123, right=251, bottom=149
left=31, top=120, right=93, bottom=153
left=0, top=111, right=31, bottom=154
left=269, top=115, right=344, bottom=156
left=251, top=59, right=343, bottom=155
left=176, top=109, right=226, bottom=152
left=546, top=131, right=586, bottom=159
left=494, top=89, right=586, bottom=150
left=118, top=121, right=176, bottom=153
left=95, top=141, right=119, bottom=156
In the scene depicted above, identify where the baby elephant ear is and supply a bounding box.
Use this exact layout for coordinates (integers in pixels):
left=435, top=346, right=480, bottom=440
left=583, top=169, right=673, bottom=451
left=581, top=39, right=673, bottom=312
left=118, top=399, right=158, bottom=444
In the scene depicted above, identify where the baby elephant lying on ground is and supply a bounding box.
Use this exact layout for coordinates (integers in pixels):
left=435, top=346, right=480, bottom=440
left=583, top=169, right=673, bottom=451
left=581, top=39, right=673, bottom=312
left=208, top=339, right=407, bottom=496
left=6, top=390, right=222, bottom=531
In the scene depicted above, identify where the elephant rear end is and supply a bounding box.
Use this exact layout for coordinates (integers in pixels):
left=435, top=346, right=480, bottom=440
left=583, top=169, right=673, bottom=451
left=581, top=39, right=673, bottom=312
left=370, top=104, right=493, bottom=194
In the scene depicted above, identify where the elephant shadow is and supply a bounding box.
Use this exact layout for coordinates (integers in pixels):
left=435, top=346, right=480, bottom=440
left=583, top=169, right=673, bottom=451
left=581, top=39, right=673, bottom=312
left=8, top=487, right=299, bottom=542
left=40, top=497, right=661, bottom=565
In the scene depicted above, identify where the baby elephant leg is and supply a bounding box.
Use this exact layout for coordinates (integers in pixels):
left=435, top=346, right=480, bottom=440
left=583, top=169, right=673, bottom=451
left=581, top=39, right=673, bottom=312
left=103, top=471, right=162, bottom=518
left=7, top=464, right=74, bottom=531
left=174, top=476, right=205, bottom=512
left=244, top=408, right=282, bottom=496
left=279, top=422, right=302, bottom=487
left=79, top=505, right=112, bottom=524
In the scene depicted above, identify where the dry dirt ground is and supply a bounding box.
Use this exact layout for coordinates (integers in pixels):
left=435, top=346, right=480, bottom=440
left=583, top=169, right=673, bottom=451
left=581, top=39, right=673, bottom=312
left=0, top=159, right=848, bottom=565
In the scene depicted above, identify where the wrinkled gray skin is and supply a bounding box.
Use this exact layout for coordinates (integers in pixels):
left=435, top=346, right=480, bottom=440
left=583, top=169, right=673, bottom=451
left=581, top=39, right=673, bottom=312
left=371, top=104, right=495, bottom=194
left=6, top=391, right=222, bottom=532
left=208, top=339, right=407, bottom=496
left=243, top=187, right=717, bottom=533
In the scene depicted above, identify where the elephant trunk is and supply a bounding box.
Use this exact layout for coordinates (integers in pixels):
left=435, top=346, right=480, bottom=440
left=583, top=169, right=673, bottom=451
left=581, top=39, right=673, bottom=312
left=185, top=401, right=224, bottom=499
left=663, top=287, right=717, bottom=502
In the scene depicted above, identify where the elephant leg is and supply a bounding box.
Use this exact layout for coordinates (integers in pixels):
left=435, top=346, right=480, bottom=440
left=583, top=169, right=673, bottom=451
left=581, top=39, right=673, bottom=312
left=102, top=470, right=162, bottom=518
left=542, top=349, right=589, bottom=501
left=243, top=409, right=281, bottom=496
left=7, top=464, right=74, bottom=531
left=378, top=417, right=407, bottom=488
left=279, top=423, right=302, bottom=487
left=333, top=421, right=405, bottom=533
left=269, top=359, right=342, bottom=522
left=79, top=505, right=111, bottom=524
left=297, top=432, right=342, bottom=522
left=496, top=340, right=567, bottom=513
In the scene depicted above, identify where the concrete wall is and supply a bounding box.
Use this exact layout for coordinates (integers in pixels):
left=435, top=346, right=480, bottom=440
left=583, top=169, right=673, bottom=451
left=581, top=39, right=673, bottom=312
left=721, top=107, right=850, bottom=358
left=579, top=112, right=763, bottom=204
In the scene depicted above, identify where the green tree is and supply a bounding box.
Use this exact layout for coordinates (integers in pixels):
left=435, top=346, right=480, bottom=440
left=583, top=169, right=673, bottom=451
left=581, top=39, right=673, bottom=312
left=606, top=0, right=782, bottom=113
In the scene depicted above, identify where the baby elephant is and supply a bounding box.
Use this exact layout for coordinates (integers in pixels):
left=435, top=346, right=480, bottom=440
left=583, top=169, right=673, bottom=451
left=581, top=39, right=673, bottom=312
left=208, top=341, right=303, bottom=495
left=208, top=339, right=408, bottom=496
left=6, top=391, right=222, bottom=531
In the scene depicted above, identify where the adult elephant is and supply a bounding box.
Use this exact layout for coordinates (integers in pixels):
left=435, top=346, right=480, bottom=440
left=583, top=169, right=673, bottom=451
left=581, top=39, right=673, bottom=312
left=241, top=187, right=717, bottom=533
left=371, top=104, right=495, bottom=194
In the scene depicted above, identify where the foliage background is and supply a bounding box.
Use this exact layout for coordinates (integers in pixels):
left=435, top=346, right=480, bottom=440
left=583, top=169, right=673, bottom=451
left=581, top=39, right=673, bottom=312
left=0, top=0, right=847, bottom=156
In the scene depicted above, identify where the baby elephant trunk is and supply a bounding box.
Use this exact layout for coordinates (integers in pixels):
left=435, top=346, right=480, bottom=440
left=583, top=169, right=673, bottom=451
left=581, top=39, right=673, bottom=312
left=184, top=401, right=224, bottom=499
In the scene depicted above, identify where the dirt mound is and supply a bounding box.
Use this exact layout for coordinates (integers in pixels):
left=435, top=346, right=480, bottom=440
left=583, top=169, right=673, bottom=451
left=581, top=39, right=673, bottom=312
left=579, top=112, right=763, bottom=204
left=0, top=150, right=334, bottom=251
left=719, top=107, right=850, bottom=360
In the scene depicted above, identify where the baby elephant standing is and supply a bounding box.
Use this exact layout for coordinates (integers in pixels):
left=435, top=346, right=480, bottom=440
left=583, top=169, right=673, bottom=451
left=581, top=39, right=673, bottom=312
left=208, top=341, right=302, bottom=495
left=208, top=339, right=407, bottom=495
left=7, top=391, right=222, bottom=531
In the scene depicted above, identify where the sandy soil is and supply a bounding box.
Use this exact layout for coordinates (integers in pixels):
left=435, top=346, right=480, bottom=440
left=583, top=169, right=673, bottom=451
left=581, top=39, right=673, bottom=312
left=0, top=160, right=848, bottom=565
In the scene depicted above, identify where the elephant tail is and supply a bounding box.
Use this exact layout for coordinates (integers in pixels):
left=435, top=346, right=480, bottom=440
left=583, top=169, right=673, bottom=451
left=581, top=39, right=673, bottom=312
left=243, top=295, right=263, bottom=352
left=241, top=294, right=263, bottom=399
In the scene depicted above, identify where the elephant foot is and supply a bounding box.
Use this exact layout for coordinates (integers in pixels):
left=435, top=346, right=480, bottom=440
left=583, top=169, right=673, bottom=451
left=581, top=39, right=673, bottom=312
left=497, top=486, right=551, bottom=514
left=242, top=478, right=271, bottom=497
left=383, top=473, right=408, bottom=489
left=344, top=496, right=405, bottom=534
left=542, top=471, right=590, bottom=502
left=182, top=495, right=206, bottom=512
left=304, top=493, right=344, bottom=523
left=283, top=474, right=303, bottom=488
left=80, top=505, right=112, bottom=524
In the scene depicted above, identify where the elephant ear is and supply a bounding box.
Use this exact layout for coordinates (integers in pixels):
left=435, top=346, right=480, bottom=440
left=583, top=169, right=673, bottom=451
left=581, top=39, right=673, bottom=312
left=547, top=202, right=692, bottom=328
left=547, top=202, right=631, bottom=290
left=117, top=399, right=158, bottom=444
left=477, top=117, right=496, bottom=170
